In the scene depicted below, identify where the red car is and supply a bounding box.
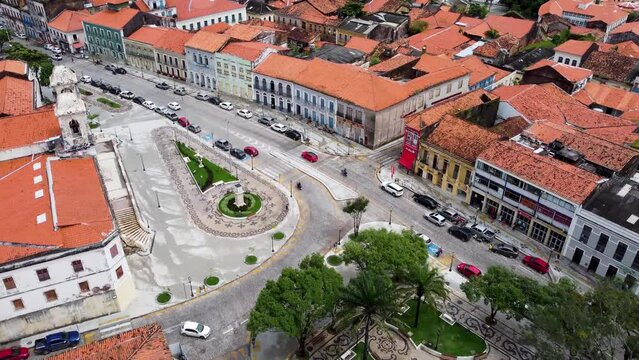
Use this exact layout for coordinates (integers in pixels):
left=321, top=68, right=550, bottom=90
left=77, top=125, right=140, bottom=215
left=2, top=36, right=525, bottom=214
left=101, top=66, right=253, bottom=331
left=0, top=346, right=29, bottom=360
left=457, top=263, right=482, bottom=278
left=301, top=151, right=318, bottom=163
left=244, top=146, right=259, bottom=157
left=177, top=116, right=190, bottom=127
left=522, top=256, right=549, bottom=274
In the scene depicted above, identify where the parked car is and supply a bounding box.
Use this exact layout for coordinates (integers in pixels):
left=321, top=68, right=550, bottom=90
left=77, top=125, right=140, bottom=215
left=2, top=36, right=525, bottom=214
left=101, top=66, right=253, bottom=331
left=167, top=101, right=181, bottom=111
left=165, top=112, right=179, bottom=122
left=187, top=124, right=201, bottom=133
left=418, top=234, right=442, bottom=257
left=155, top=82, right=170, bottom=90
left=180, top=321, right=211, bottom=339
left=104, top=64, right=116, bottom=71
left=237, top=109, right=253, bottom=119
left=381, top=182, right=403, bottom=197
left=0, top=346, right=29, bottom=360
left=207, top=96, right=222, bottom=105
left=99, top=82, right=110, bottom=90
left=244, top=146, right=259, bottom=157
left=132, top=96, right=145, bottom=105
left=466, top=223, right=496, bottom=243
left=230, top=148, right=247, bottom=159
left=270, top=123, right=287, bottom=132
left=154, top=106, right=169, bottom=115
left=109, top=86, right=121, bottom=95
left=301, top=151, right=318, bottom=163
left=114, top=67, right=126, bottom=74
left=44, top=43, right=54, bottom=51
left=90, top=79, right=102, bottom=87
left=215, top=139, right=232, bottom=151
left=195, top=92, right=209, bottom=101
left=15, top=33, right=26, bottom=39
left=490, top=243, right=519, bottom=258
left=80, top=75, right=91, bottom=83
left=258, top=116, right=275, bottom=126
left=285, top=129, right=302, bottom=141
left=522, top=256, right=550, bottom=274
left=174, top=87, right=187, bottom=96
left=50, top=54, right=62, bottom=61
left=425, top=212, right=446, bottom=227
left=219, top=101, right=234, bottom=110
left=438, top=208, right=466, bottom=224
left=457, top=263, right=482, bottom=278
left=448, top=225, right=475, bottom=242
left=34, top=331, right=80, bottom=355
left=142, top=100, right=156, bottom=110
left=51, top=47, right=62, bottom=54
left=177, top=116, right=190, bottom=127
left=119, top=90, right=135, bottom=99
left=413, top=193, right=438, bottom=209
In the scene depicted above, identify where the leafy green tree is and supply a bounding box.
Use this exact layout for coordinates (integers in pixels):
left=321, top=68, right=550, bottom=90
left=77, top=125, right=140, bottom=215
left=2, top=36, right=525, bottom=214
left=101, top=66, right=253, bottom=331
left=628, top=11, right=639, bottom=22
left=500, top=0, right=546, bottom=19
left=342, top=196, right=369, bottom=236
left=369, top=55, right=381, bottom=66
left=337, top=271, right=406, bottom=360
left=248, top=253, right=343, bottom=357
left=408, top=20, right=428, bottom=35
left=0, top=29, right=11, bottom=51
left=341, top=228, right=427, bottom=279
left=4, top=42, right=53, bottom=86
left=408, top=263, right=448, bottom=327
left=484, top=29, right=500, bottom=39
left=466, top=3, right=489, bottom=19
left=340, top=0, right=364, bottom=17
left=461, top=266, right=541, bottom=324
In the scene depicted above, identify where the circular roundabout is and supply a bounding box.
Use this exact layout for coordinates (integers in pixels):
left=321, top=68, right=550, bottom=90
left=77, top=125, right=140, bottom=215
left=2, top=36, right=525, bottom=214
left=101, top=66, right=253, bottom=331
left=217, top=192, right=262, bottom=218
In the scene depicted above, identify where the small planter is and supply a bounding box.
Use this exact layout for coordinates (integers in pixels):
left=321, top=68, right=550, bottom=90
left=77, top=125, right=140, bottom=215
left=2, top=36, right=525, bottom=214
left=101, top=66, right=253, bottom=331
left=272, top=232, right=285, bottom=240
left=245, top=255, right=258, bottom=265
left=204, top=276, right=220, bottom=287
left=156, top=291, right=171, bottom=304
left=326, top=255, right=343, bottom=266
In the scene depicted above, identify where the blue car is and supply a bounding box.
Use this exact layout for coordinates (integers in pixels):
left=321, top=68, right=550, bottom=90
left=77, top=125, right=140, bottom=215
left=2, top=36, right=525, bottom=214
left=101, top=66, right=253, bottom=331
left=418, top=234, right=442, bottom=257
left=34, top=331, right=80, bottom=355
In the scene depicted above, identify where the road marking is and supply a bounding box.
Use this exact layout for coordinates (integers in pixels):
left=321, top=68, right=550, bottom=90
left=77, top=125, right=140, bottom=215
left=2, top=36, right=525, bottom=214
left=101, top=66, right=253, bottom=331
left=240, top=319, right=248, bottom=325
left=222, top=326, right=234, bottom=335
left=164, top=324, right=182, bottom=333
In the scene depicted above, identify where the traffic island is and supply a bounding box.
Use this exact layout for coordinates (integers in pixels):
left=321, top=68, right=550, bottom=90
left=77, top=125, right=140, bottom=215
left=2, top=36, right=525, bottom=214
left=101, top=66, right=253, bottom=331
left=176, top=141, right=237, bottom=192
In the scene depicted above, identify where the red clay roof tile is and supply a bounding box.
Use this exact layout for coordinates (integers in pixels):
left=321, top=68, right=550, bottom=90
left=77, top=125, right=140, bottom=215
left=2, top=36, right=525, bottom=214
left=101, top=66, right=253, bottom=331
left=554, top=39, right=595, bottom=56
left=166, top=0, right=245, bottom=21
left=83, top=8, right=140, bottom=30
left=154, top=28, right=194, bottom=54
left=126, top=26, right=169, bottom=46
left=48, top=10, right=90, bottom=33
left=427, top=114, right=502, bottom=162
left=184, top=31, right=230, bottom=53
left=0, top=76, right=34, bottom=116
left=344, top=37, right=380, bottom=55
left=526, top=59, right=593, bottom=83
left=0, top=109, right=59, bottom=151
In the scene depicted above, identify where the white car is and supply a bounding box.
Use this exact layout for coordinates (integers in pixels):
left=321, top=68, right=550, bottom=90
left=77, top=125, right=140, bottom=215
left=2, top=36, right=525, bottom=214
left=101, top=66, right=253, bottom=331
left=142, top=100, right=156, bottom=110
left=425, top=212, right=446, bottom=227
left=180, top=321, right=211, bottom=339
left=381, top=182, right=404, bottom=197
left=15, top=33, right=26, bottom=39
left=80, top=75, right=92, bottom=83
left=219, top=101, right=233, bottom=110
left=50, top=54, right=62, bottom=61
left=168, top=102, right=181, bottom=110
left=270, top=123, right=287, bottom=133
left=237, top=109, right=253, bottom=119
left=51, top=47, right=62, bottom=54
left=155, top=106, right=169, bottom=115
left=44, top=43, right=54, bottom=51
left=119, top=90, right=135, bottom=99
left=195, top=92, right=210, bottom=101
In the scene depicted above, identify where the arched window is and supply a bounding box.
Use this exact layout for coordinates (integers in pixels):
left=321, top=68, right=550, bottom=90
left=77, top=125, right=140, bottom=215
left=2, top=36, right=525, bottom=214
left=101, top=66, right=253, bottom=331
left=255, top=92, right=260, bottom=103
left=262, top=78, right=267, bottom=91
left=564, top=58, right=569, bottom=64
left=571, top=60, right=577, bottom=66
left=286, top=84, right=291, bottom=97
left=254, top=76, right=259, bottom=88
left=69, top=119, right=80, bottom=134
left=270, top=80, right=275, bottom=92
left=278, top=83, right=283, bottom=95
left=558, top=56, right=563, bottom=63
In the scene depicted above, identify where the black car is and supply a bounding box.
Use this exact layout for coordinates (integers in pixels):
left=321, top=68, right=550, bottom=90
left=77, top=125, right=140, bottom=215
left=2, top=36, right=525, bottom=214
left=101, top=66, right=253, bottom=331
left=207, top=96, right=222, bottom=105
left=215, top=139, right=232, bottom=151
left=187, top=124, right=201, bottom=133
left=413, top=193, right=439, bottom=210
left=99, top=82, right=110, bottom=90
left=155, top=82, right=170, bottom=90
left=109, top=86, right=121, bottom=95
left=104, top=64, right=116, bottom=71
left=230, top=148, right=247, bottom=159
left=490, top=243, right=519, bottom=258
left=132, top=96, right=145, bottom=105
left=90, top=79, right=102, bottom=87
left=165, top=112, right=179, bottom=121
left=258, top=116, right=275, bottom=126
left=115, top=67, right=127, bottom=74
left=447, top=226, right=475, bottom=242
left=285, top=129, right=302, bottom=141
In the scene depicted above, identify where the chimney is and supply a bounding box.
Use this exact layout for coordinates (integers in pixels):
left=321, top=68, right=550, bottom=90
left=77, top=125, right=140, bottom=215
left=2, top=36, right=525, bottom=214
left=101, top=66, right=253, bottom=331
left=421, top=46, right=427, bottom=54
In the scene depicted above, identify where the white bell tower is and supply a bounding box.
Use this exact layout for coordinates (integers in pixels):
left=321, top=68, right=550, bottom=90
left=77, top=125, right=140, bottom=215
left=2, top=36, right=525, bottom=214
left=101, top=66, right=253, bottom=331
left=50, top=66, right=90, bottom=151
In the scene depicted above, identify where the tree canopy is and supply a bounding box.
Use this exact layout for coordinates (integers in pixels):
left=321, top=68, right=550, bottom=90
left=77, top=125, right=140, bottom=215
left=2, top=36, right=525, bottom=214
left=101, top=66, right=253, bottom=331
left=408, top=20, right=428, bottom=35
left=341, top=228, right=428, bottom=279
left=4, top=42, right=53, bottom=86
left=484, top=29, right=500, bottom=39
left=340, top=0, right=364, bottom=17
left=500, top=0, right=546, bottom=19
left=466, top=3, right=489, bottom=19
left=248, top=253, right=343, bottom=356
left=342, top=196, right=369, bottom=236
left=0, top=30, right=10, bottom=50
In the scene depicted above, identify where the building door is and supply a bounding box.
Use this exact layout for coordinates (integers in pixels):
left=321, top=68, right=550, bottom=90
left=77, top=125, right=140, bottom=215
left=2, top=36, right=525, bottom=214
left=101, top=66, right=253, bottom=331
left=605, top=265, right=618, bottom=278
left=588, top=256, right=600, bottom=273
left=572, top=248, right=584, bottom=265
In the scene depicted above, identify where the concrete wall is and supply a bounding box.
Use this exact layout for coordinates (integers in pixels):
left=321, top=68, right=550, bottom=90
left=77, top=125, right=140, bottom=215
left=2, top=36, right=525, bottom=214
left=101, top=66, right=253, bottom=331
left=176, top=7, right=246, bottom=31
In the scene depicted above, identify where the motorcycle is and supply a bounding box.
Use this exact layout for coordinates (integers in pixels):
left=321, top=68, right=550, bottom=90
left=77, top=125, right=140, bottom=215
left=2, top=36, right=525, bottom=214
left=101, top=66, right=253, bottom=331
left=296, top=182, right=302, bottom=190
left=341, top=168, right=348, bottom=177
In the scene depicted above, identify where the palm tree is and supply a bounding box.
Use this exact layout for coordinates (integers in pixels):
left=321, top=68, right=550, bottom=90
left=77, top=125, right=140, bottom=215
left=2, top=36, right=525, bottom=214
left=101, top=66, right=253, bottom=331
left=484, top=29, right=500, bottom=39
left=337, top=272, right=406, bottom=360
left=408, top=264, right=449, bottom=327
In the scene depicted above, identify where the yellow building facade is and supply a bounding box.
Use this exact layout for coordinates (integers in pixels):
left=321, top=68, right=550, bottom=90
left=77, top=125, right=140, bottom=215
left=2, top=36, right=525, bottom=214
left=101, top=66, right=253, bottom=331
left=414, top=143, right=474, bottom=203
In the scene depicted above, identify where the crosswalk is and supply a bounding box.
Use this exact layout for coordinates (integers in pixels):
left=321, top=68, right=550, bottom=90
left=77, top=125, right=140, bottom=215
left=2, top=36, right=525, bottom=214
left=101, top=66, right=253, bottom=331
left=257, top=161, right=294, bottom=180
left=368, top=149, right=400, bottom=167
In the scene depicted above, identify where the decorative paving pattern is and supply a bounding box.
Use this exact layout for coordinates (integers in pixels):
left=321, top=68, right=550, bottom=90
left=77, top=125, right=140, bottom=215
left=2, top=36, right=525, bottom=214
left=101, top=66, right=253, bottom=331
left=152, top=127, right=288, bottom=238
left=79, top=85, right=132, bottom=113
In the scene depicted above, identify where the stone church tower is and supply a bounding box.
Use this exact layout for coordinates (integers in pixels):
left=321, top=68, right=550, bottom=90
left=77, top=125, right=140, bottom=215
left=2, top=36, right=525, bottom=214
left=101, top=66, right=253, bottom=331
left=50, top=66, right=90, bottom=151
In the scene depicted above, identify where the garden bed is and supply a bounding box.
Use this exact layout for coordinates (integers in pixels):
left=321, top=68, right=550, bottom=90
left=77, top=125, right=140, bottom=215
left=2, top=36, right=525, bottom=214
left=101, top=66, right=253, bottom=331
left=245, top=255, right=258, bottom=265
left=97, top=97, right=121, bottom=109
left=176, top=141, right=237, bottom=191
left=218, top=192, right=262, bottom=218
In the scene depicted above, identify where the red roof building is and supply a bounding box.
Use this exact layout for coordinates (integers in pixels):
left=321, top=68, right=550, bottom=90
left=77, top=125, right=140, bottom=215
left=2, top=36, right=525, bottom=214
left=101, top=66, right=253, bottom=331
left=522, top=59, right=593, bottom=94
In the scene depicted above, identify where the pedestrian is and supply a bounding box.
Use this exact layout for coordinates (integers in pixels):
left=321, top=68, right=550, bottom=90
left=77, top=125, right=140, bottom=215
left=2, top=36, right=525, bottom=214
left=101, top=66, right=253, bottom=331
left=71, top=57, right=74, bottom=63
left=285, top=204, right=289, bottom=211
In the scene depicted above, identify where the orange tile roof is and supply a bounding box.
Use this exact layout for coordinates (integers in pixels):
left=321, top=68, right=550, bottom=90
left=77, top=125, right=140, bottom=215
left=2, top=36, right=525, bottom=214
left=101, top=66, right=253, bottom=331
left=427, top=114, right=502, bottom=162
left=224, top=24, right=267, bottom=41
left=167, top=0, right=245, bottom=21
left=368, top=53, right=418, bottom=73
left=133, top=0, right=150, bottom=12
left=526, top=59, right=593, bottom=83
left=479, top=141, right=602, bottom=204
left=413, top=53, right=456, bottom=73
left=455, top=16, right=485, bottom=29
left=419, top=10, right=461, bottom=29
left=569, top=25, right=605, bottom=39
left=154, top=28, right=194, bottom=54
left=404, top=88, right=499, bottom=130
left=597, top=41, right=639, bottom=58
left=524, top=121, right=638, bottom=172
left=90, top=0, right=128, bottom=6
left=405, top=65, right=470, bottom=95
left=573, top=81, right=639, bottom=122
left=539, top=0, right=628, bottom=25
left=490, top=116, right=531, bottom=138
left=585, top=125, right=639, bottom=146
left=0, top=156, right=114, bottom=265
left=493, top=84, right=635, bottom=130
left=0, top=76, right=34, bottom=116
left=611, top=21, right=639, bottom=35
left=0, top=59, right=27, bottom=76
left=48, top=10, right=90, bottom=33
left=464, top=15, right=535, bottom=40
left=0, top=109, right=59, bottom=150
left=48, top=324, right=172, bottom=360
left=126, top=26, right=169, bottom=46
left=184, top=31, right=230, bottom=53
left=276, top=0, right=342, bottom=26
left=0, top=156, right=31, bottom=177
left=83, top=8, right=140, bottom=30
left=581, top=50, right=639, bottom=83
left=220, top=41, right=285, bottom=61
left=408, top=26, right=472, bottom=56
left=457, top=55, right=497, bottom=86
left=200, top=22, right=231, bottom=33
left=344, top=37, right=380, bottom=55
left=489, top=64, right=513, bottom=82
left=554, top=39, right=595, bottom=56
left=473, top=41, right=501, bottom=58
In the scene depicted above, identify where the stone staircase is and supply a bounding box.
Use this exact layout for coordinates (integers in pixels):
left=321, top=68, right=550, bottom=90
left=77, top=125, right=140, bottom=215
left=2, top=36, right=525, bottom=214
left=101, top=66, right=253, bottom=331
left=114, top=207, right=154, bottom=254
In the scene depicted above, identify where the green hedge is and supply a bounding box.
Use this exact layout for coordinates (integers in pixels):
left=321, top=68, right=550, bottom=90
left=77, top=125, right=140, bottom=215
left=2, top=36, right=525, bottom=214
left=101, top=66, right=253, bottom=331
left=97, top=97, right=121, bottom=109
left=176, top=141, right=237, bottom=191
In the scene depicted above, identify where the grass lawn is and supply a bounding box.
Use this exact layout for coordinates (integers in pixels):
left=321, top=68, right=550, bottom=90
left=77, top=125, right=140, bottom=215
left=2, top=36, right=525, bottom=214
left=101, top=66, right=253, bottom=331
left=397, top=299, right=486, bottom=356
left=351, top=342, right=368, bottom=360
left=176, top=141, right=237, bottom=191
left=521, top=40, right=556, bottom=51
left=97, top=97, right=121, bottom=109
left=218, top=192, right=262, bottom=217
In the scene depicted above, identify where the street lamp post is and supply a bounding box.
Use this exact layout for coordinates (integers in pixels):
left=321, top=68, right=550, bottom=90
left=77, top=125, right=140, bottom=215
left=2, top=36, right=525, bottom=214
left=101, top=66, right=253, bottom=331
left=128, top=127, right=133, bottom=141
left=338, top=228, right=342, bottom=245
left=156, top=190, right=161, bottom=208
left=449, top=252, right=455, bottom=272
left=139, top=154, right=145, bottom=172
left=188, top=276, right=194, bottom=297
left=250, top=155, right=254, bottom=171
left=289, top=180, right=293, bottom=198
left=271, top=234, right=274, bottom=253
left=389, top=208, right=393, bottom=225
